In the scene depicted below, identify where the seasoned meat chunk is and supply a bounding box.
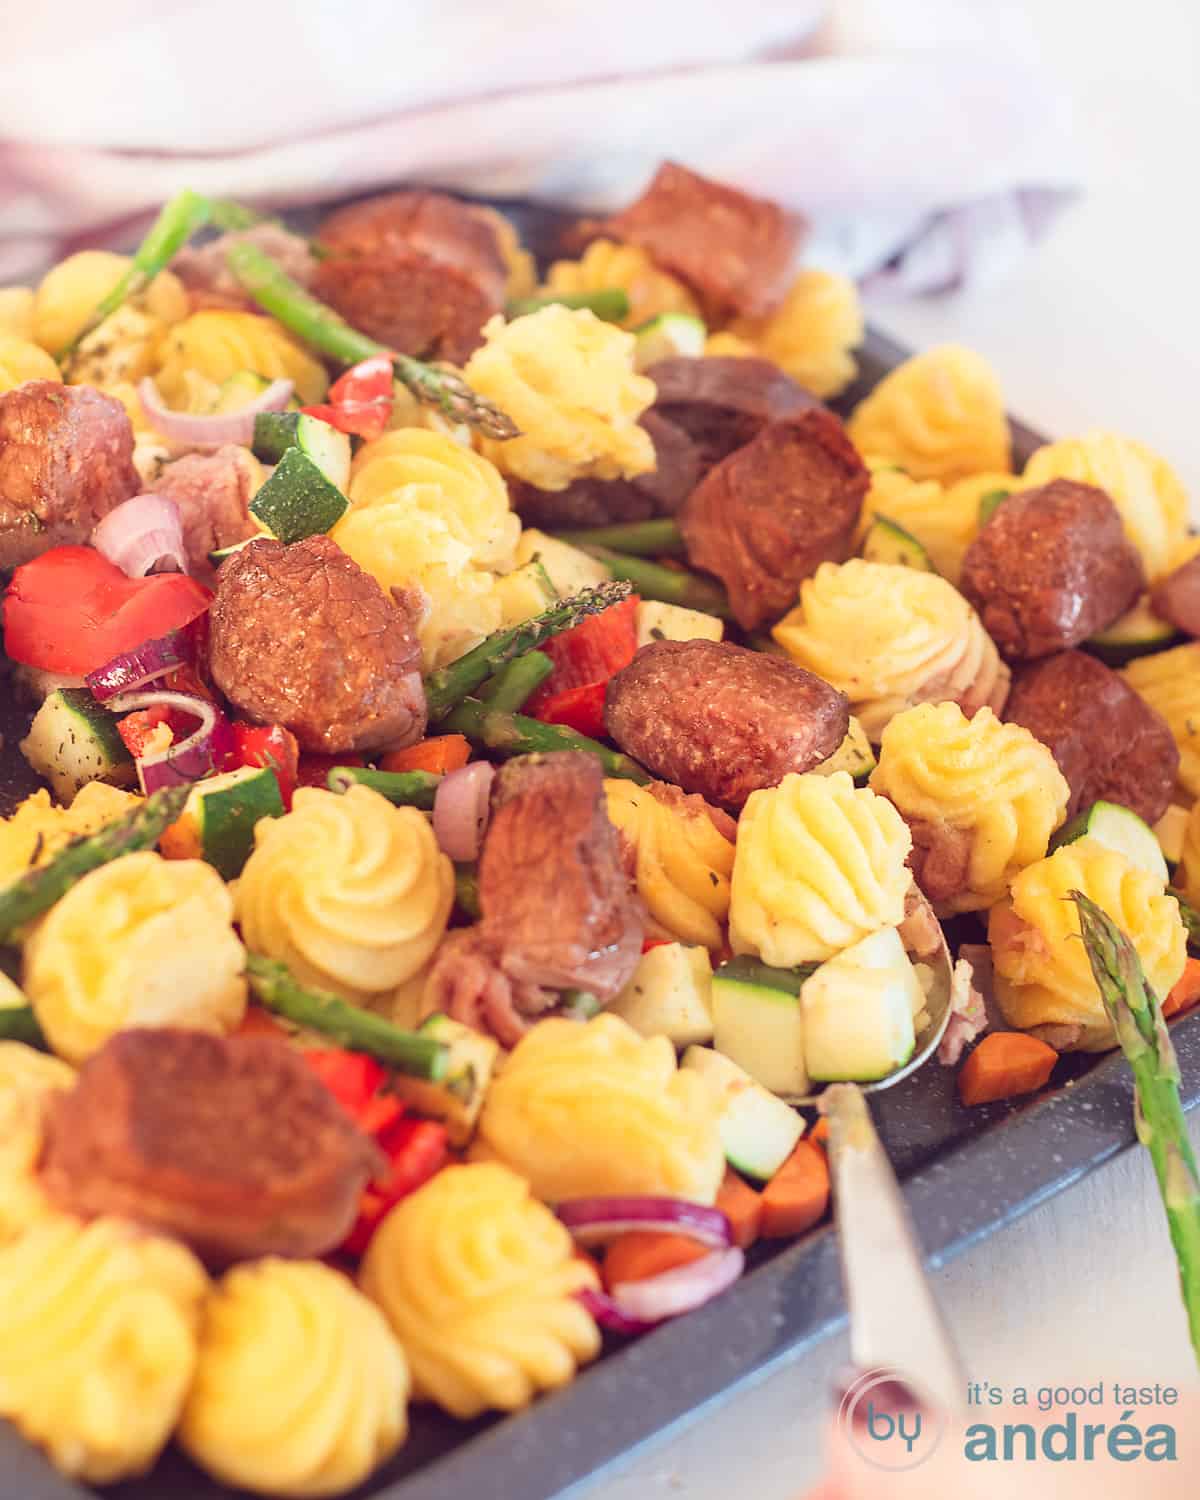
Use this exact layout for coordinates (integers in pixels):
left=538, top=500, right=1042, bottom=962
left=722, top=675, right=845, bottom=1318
left=679, top=410, right=869, bottom=630
left=1004, top=650, right=1179, bottom=824
left=1151, top=554, right=1200, bottom=638
left=648, top=355, right=817, bottom=474
left=172, top=223, right=318, bottom=311
left=959, top=480, right=1144, bottom=659
left=152, top=444, right=262, bottom=584
left=601, top=162, right=802, bottom=318
left=426, top=753, right=643, bottom=1045
left=0, top=381, right=139, bottom=569
left=208, top=534, right=427, bottom=753
left=314, top=191, right=507, bottom=363
left=40, top=1029, right=382, bottom=1265
left=605, top=638, right=849, bottom=810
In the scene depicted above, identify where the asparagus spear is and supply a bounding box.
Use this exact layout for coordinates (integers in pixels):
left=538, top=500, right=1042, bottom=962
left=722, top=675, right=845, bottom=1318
left=326, top=766, right=441, bottom=809
left=507, top=289, right=630, bottom=323
left=552, top=518, right=686, bottom=557
left=443, top=697, right=651, bottom=784
left=454, top=865, right=481, bottom=919
left=224, top=242, right=518, bottom=440
left=582, top=546, right=734, bottom=621
left=423, top=580, right=632, bottom=720
left=58, top=190, right=211, bottom=362
left=245, top=955, right=447, bottom=1080
left=477, top=651, right=553, bottom=713
left=1071, top=890, right=1200, bottom=1362
left=207, top=197, right=271, bottom=232
left=0, top=785, right=190, bottom=945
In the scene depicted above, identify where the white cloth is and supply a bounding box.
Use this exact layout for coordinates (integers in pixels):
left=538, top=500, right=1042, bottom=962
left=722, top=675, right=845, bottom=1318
left=0, top=0, right=1079, bottom=289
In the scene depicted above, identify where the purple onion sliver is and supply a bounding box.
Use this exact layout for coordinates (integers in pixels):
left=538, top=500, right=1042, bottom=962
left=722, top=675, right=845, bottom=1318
left=107, top=689, right=225, bottom=795
left=557, top=1196, right=732, bottom=1250
left=610, top=1247, right=745, bottom=1323
left=432, top=761, right=495, bottom=862
left=85, top=630, right=191, bottom=701
left=138, top=375, right=294, bottom=449
left=576, top=1288, right=657, bottom=1337
left=91, top=493, right=187, bottom=579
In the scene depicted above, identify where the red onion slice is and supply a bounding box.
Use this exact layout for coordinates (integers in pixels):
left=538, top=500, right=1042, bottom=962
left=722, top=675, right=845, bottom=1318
left=138, top=375, right=294, bottom=448
left=91, top=493, right=187, bottom=578
left=432, top=761, right=495, bottom=862
left=558, top=1197, right=732, bottom=1250
left=610, top=1247, right=745, bottom=1324
left=108, top=690, right=226, bottom=793
left=577, top=1287, right=657, bottom=1337
left=85, top=630, right=192, bottom=701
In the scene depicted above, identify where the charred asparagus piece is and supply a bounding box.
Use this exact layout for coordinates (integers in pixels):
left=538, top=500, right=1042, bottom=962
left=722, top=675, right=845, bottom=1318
left=326, top=767, right=441, bottom=809
left=443, top=698, right=651, bottom=784
left=582, top=547, right=734, bottom=621
left=552, top=519, right=686, bottom=557
left=507, top=289, right=630, bottom=323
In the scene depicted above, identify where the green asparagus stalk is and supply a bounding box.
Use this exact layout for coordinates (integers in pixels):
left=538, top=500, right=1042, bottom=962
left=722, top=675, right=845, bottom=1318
left=477, top=651, right=553, bottom=713
left=552, top=519, right=686, bottom=557
left=582, top=546, right=734, bottom=621
left=207, top=197, right=271, bottom=232
left=1170, top=890, right=1200, bottom=955
left=326, top=766, right=441, bottom=809
left=0, top=1003, right=45, bottom=1048
left=58, top=190, right=211, bottom=361
left=0, top=785, right=190, bottom=945
left=443, top=697, right=651, bottom=784
left=224, top=242, right=518, bottom=440
left=454, top=865, right=481, bottom=919
left=246, top=955, right=447, bottom=1079
left=1071, top=890, right=1200, bottom=1363
left=507, top=289, right=630, bottom=323
left=423, top=580, right=632, bottom=720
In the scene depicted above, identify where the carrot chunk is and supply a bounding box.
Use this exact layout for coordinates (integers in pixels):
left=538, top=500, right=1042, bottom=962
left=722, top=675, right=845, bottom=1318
left=810, top=1117, right=830, bottom=1145
left=1164, top=956, right=1200, bottom=1019
left=716, top=1168, right=764, bottom=1250
left=603, top=1231, right=710, bottom=1290
left=957, top=1031, right=1057, bottom=1107
left=234, top=1005, right=289, bottom=1042
left=760, top=1139, right=830, bottom=1239
left=379, top=735, right=471, bottom=776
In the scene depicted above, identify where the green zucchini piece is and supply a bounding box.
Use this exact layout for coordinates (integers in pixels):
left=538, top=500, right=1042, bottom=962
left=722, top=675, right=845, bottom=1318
left=18, top=688, right=134, bottom=803
left=680, top=1045, right=804, bottom=1180
left=249, top=446, right=350, bottom=544
left=861, top=514, right=935, bottom=572
left=171, top=765, right=285, bottom=879
left=977, top=486, right=1014, bottom=527
left=393, top=1013, right=500, bottom=1145
left=633, top=312, right=707, bottom=370
left=711, top=956, right=816, bottom=1096
left=252, top=410, right=352, bottom=491
left=1089, top=596, right=1180, bottom=668
left=812, top=715, right=876, bottom=786
left=1050, top=800, right=1169, bottom=884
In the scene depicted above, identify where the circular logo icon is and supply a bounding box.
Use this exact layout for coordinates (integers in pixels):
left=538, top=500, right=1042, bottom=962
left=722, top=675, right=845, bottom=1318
left=837, top=1367, right=945, bottom=1472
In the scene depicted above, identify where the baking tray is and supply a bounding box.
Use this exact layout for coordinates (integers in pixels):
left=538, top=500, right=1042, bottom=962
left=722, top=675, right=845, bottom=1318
left=1, top=203, right=1198, bottom=1500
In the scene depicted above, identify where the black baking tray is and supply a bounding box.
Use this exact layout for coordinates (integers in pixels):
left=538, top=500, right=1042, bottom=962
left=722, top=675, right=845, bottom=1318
left=2, top=202, right=1198, bottom=1500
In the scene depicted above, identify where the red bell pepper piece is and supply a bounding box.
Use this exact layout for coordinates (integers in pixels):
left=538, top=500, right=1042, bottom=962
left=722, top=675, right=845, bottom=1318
left=116, top=705, right=173, bottom=760
left=303, top=1049, right=403, bottom=1137
left=231, top=722, right=300, bottom=809
left=340, top=1116, right=450, bottom=1257
left=301, top=355, right=395, bottom=440
left=525, top=594, right=639, bottom=737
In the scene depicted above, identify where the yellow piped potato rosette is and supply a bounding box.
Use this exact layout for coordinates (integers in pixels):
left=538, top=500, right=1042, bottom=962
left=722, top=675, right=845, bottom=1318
left=235, top=785, right=453, bottom=1002
left=541, top=238, right=701, bottom=330
left=154, top=309, right=329, bottom=408
left=730, top=771, right=913, bottom=966
left=988, top=838, right=1186, bottom=1052
left=0, top=1214, right=208, bottom=1484
left=726, top=268, right=864, bottom=399
left=180, top=1259, right=409, bottom=1499
left=870, top=703, right=1070, bottom=915
left=22, top=851, right=246, bottom=1065
left=361, top=1163, right=601, bottom=1420
left=856, top=460, right=982, bottom=583
left=1123, top=643, right=1200, bottom=799
left=0, top=1041, right=75, bottom=1245
left=474, top=1014, right=725, bottom=1205
left=464, top=306, right=656, bottom=490
left=773, top=559, right=1009, bottom=742
left=603, top=780, right=735, bottom=950
left=847, top=344, right=1011, bottom=484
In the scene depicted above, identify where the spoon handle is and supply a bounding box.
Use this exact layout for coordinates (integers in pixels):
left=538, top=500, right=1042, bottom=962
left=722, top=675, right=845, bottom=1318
left=822, top=1082, right=966, bottom=1414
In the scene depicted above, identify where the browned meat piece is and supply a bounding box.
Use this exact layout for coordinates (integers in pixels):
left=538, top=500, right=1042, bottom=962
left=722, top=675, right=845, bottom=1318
left=509, top=410, right=703, bottom=528
left=152, top=445, right=262, bottom=585
left=601, top=162, right=802, bottom=318
left=0, top=381, right=139, bottom=569
left=1004, top=650, right=1179, bottom=824
left=40, top=1029, right=381, bottom=1265
left=172, top=223, right=317, bottom=311
left=679, top=410, right=869, bottom=630
left=1150, top=553, right=1200, bottom=638
left=314, top=191, right=507, bottom=363
left=425, top=752, right=643, bottom=1045
left=208, top=534, right=427, bottom=753
left=648, top=356, right=817, bottom=474
left=958, top=480, right=1144, bottom=660
left=605, top=638, right=849, bottom=810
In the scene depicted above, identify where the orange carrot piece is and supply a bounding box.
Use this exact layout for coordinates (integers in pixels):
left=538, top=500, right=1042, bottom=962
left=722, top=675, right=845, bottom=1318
left=235, top=1005, right=289, bottom=1042
left=379, top=735, right=471, bottom=776
left=957, top=1031, right=1057, bottom=1107
left=603, top=1231, right=710, bottom=1290
left=1164, top=956, right=1200, bottom=1019
left=760, top=1139, right=830, bottom=1239
left=716, top=1168, right=764, bottom=1250
left=810, top=1117, right=831, bottom=1145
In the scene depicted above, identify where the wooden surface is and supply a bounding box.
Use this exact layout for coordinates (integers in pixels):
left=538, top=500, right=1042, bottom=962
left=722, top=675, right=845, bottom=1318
left=584, top=1, right=1200, bottom=1492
